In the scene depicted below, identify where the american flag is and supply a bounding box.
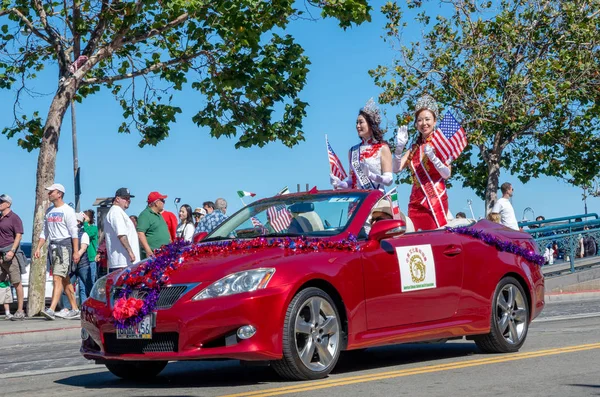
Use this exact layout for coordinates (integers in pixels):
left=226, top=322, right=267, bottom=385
left=267, top=204, right=292, bottom=232
left=431, top=111, right=467, bottom=163
left=326, top=135, right=347, bottom=180
left=250, top=216, right=263, bottom=228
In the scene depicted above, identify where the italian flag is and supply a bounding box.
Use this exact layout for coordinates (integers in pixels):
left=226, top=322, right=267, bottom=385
left=384, top=187, right=401, bottom=219
left=237, top=190, right=256, bottom=198
left=390, top=190, right=400, bottom=219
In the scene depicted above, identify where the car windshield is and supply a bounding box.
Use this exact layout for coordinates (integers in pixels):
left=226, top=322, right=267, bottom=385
left=206, top=192, right=367, bottom=240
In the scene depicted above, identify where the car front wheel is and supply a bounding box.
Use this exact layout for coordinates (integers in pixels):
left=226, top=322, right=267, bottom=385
left=272, top=287, right=342, bottom=380
left=475, top=276, right=530, bottom=353
left=105, top=360, right=168, bottom=380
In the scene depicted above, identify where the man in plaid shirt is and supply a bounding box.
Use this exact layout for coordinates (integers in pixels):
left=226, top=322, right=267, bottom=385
left=195, top=198, right=228, bottom=234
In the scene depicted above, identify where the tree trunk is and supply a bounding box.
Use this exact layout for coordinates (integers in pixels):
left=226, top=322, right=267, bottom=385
left=484, top=153, right=501, bottom=215
left=27, top=81, right=77, bottom=317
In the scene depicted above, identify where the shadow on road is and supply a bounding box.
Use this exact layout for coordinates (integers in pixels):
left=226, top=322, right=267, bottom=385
left=55, top=342, right=480, bottom=390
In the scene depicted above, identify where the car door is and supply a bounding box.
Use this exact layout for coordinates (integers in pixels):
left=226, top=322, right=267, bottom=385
left=363, top=230, right=464, bottom=330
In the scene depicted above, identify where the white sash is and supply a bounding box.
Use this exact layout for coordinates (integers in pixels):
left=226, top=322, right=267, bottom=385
left=350, top=144, right=375, bottom=190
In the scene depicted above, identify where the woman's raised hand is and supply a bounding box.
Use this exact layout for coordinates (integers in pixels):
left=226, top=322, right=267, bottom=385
left=396, top=125, right=409, bottom=154
left=330, top=174, right=349, bottom=189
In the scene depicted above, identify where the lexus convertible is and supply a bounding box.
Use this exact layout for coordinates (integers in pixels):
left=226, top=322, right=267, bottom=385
left=81, top=189, right=544, bottom=381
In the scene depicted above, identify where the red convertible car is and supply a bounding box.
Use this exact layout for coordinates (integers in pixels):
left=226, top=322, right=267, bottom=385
left=81, top=189, right=544, bottom=381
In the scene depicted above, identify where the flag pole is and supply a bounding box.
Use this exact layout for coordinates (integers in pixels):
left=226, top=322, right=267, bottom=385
left=239, top=197, right=246, bottom=207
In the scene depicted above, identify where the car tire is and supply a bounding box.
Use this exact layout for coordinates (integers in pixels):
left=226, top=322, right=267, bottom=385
left=105, top=360, right=168, bottom=380
left=272, top=287, right=342, bottom=380
left=475, top=276, right=530, bottom=353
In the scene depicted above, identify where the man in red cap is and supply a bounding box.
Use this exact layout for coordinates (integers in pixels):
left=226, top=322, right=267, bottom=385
left=136, top=192, right=171, bottom=259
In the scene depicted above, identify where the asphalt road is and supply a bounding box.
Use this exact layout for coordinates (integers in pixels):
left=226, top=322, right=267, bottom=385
left=2, top=299, right=599, bottom=397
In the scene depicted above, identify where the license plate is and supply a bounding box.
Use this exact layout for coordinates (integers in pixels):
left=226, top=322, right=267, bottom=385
left=116, top=315, right=152, bottom=339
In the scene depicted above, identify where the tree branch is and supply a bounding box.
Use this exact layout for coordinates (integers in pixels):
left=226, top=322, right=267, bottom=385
left=82, top=0, right=110, bottom=56
left=30, top=0, right=70, bottom=73
left=0, top=8, right=50, bottom=43
left=126, top=13, right=189, bottom=47
left=81, top=51, right=208, bottom=85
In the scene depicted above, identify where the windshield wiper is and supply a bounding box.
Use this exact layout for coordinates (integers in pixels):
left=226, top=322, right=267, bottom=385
left=201, top=236, right=231, bottom=242
left=260, top=233, right=304, bottom=238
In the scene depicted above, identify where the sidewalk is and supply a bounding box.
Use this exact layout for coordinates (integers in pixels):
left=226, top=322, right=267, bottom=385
left=0, top=316, right=80, bottom=345
left=2, top=289, right=600, bottom=348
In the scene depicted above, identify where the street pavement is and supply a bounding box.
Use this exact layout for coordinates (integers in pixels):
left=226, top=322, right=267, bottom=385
left=1, top=295, right=599, bottom=396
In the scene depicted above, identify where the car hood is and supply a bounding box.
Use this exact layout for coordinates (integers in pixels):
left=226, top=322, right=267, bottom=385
left=150, top=245, right=293, bottom=284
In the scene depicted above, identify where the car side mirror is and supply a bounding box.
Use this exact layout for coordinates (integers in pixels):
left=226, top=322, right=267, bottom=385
left=369, top=219, right=407, bottom=241
left=193, top=232, right=208, bottom=243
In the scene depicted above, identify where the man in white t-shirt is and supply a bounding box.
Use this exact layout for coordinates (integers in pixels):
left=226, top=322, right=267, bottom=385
left=492, top=182, right=519, bottom=230
left=33, top=183, right=80, bottom=320
left=104, top=188, right=140, bottom=272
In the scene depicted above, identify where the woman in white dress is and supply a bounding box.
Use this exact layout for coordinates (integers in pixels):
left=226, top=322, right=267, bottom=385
left=329, top=98, right=393, bottom=191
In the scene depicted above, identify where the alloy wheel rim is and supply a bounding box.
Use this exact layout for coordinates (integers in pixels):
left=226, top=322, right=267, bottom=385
left=294, top=296, right=340, bottom=371
left=496, top=284, right=528, bottom=344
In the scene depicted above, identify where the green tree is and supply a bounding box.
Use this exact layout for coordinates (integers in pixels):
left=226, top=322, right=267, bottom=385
left=372, top=0, right=600, bottom=211
left=0, top=0, right=372, bottom=316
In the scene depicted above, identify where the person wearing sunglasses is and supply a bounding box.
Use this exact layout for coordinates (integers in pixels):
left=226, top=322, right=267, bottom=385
left=137, top=191, right=171, bottom=259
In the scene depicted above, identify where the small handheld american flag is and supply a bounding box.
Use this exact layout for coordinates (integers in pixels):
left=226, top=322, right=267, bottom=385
left=267, top=205, right=292, bottom=233
left=431, top=111, right=467, bottom=163
left=326, top=135, right=347, bottom=180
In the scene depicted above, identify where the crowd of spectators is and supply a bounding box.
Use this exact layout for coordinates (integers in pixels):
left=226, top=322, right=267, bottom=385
left=1, top=183, right=230, bottom=319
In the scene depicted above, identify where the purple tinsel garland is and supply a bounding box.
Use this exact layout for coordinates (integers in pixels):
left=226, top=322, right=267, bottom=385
left=448, top=227, right=545, bottom=266
left=111, top=235, right=361, bottom=329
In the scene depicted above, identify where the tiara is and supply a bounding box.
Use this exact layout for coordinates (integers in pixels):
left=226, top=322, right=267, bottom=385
left=414, top=94, right=439, bottom=118
left=360, top=97, right=381, bottom=125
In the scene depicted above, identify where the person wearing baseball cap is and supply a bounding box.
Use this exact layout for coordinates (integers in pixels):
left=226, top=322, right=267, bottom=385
left=45, top=183, right=66, bottom=194
left=192, top=207, right=206, bottom=227
left=137, top=191, right=170, bottom=259
left=114, top=187, right=134, bottom=200
left=0, top=193, right=26, bottom=320
left=104, top=187, right=140, bottom=273
left=34, top=182, right=81, bottom=320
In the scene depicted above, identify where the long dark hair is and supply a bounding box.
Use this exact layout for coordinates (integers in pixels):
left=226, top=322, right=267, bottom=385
left=180, top=204, right=193, bottom=225
left=358, top=110, right=385, bottom=143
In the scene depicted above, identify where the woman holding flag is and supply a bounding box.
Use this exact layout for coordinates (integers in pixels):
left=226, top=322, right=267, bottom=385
left=393, top=95, right=454, bottom=231
left=329, top=98, right=393, bottom=192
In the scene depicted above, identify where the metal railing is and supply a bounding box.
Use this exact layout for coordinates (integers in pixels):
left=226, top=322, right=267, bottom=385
left=519, top=214, right=600, bottom=274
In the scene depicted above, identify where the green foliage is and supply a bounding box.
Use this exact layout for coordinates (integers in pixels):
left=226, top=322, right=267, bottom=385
left=0, top=0, right=372, bottom=149
left=374, top=0, right=600, bottom=201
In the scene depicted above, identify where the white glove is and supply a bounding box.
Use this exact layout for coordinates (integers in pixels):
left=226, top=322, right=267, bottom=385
left=330, top=174, right=349, bottom=189
left=360, top=163, right=393, bottom=186
left=424, top=144, right=451, bottom=179
left=396, top=125, right=408, bottom=154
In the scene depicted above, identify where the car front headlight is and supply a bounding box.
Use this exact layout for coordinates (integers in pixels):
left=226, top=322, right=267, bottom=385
left=192, top=268, right=275, bottom=301
left=90, top=274, right=109, bottom=303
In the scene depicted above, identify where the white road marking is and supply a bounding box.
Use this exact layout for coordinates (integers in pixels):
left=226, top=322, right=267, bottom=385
left=534, top=312, right=600, bottom=323
left=0, top=364, right=103, bottom=379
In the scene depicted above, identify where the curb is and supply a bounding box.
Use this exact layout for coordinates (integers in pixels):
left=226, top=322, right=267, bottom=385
left=544, top=290, right=600, bottom=302
left=0, top=325, right=81, bottom=345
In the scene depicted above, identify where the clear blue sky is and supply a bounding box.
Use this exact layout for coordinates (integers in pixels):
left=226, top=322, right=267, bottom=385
left=1, top=5, right=597, bottom=241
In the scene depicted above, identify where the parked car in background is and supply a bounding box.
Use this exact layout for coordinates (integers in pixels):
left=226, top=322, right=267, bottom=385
left=12, top=242, right=54, bottom=308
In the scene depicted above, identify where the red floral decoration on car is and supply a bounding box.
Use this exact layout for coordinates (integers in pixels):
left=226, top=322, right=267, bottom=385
left=113, top=297, right=145, bottom=322
left=111, top=235, right=360, bottom=329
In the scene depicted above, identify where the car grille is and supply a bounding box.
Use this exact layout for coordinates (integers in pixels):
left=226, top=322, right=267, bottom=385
left=104, top=332, right=179, bottom=354
left=111, top=284, right=194, bottom=309
left=156, top=285, right=188, bottom=309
